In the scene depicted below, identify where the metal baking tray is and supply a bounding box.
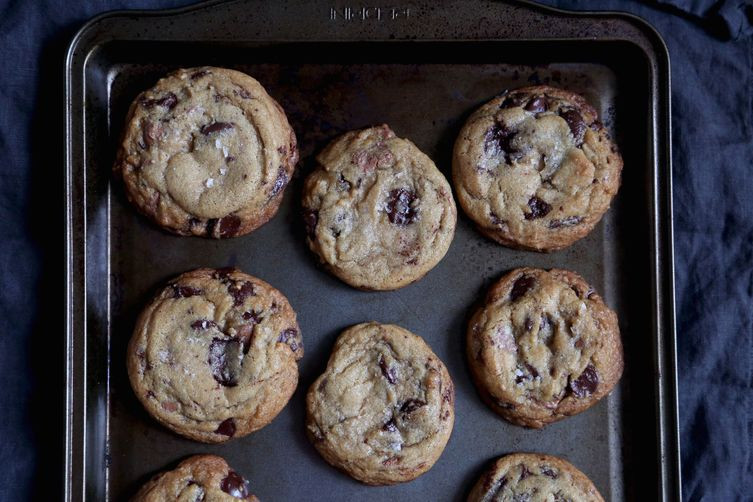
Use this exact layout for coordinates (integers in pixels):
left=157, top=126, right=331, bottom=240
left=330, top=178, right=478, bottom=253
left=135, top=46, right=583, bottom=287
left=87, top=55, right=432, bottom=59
left=64, top=0, right=680, bottom=500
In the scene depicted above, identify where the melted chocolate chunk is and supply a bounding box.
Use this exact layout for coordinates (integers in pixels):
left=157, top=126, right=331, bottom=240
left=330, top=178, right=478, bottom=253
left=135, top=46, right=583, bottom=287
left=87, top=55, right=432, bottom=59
left=510, top=275, right=536, bottom=301
left=242, top=310, right=261, bottom=323
left=278, top=328, right=300, bottom=352
left=205, top=218, right=218, bottom=237
left=524, top=95, right=548, bottom=113
left=200, top=122, right=234, bottom=135
left=208, top=338, right=240, bottom=387
left=172, top=284, right=201, bottom=298
left=399, top=399, right=426, bottom=414
left=541, top=466, right=559, bottom=479
left=212, top=267, right=236, bottom=280
left=234, top=87, right=252, bottom=99
left=484, top=121, right=519, bottom=164
left=220, top=471, right=250, bottom=498
left=490, top=476, right=509, bottom=497
left=270, top=168, right=288, bottom=197
left=191, top=319, right=218, bottom=330
left=303, top=209, right=318, bottom=239
left=379, top=356, right=397, bottom=385
left=218, top=215, right=241, bottom=238
left=215, top=418, right=236, bottom=437
left=386, top=188, right=419, bottom=225
left=548, top=216, right=583, bottom=228
left=569, top=364, right=599, bottom=397
left=228, top=281, right=255, bottom=306
left=524, top=196, right=552, bottom=220
left=520, top=465, right=533, bottom=480
left=524, top=317, right=534, bottom=331
left=382, top=418, right=398, bottom=432
left=141, top=92, right=178, bottom=110
left=560, top=109, right=586, bottom=144
left=499, top=93, right=526, bottom=109
left=337, top=173, right=352, bottom=191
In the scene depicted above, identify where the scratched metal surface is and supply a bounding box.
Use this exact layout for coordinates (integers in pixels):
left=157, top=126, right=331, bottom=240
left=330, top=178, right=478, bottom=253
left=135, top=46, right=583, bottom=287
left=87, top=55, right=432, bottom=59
left=65, top=2, right=679, bottom=501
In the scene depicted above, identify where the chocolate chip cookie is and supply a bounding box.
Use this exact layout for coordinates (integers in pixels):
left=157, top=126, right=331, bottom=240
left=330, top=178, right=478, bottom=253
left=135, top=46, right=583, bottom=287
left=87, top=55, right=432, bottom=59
left=467, top=268, right=622, bottom=428
left=302, top=125, right=456, bottom=290
left=467, top=453, right=604, bottom=502
left=132, top=455, right=259, bottom=501
left=306, top=322, right=454, bottom=485
left=127, top=267, right=303, bottom=443
left=453, top=86, right=622, bottom=251
left=114, top=67, right=298, bottom=238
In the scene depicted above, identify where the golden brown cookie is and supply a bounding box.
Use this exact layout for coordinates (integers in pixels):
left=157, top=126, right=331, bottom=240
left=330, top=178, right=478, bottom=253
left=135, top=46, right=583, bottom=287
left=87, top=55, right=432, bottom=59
left=114, top=67, right=298, bottom=238
left=453, top=86, right=622, bottom=251
left=302, top=125, right=456, bottom=290
left=467, top=268, right=622, bottom=428
left=306, top=322, right=454, bottom=485
left=127, top=268, right=302, bottom=443
left=467, top=453, right=604, bottom=502
left=132, top=455, right=259, bottom=501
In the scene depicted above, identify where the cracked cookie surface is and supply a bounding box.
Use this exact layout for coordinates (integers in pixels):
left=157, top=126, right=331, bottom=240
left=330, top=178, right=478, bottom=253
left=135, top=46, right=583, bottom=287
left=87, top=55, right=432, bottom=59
left=453, top=86, right=622, bottom=251
left=467, top=268, right=622, bottom=428
left=306, top=322, right=454, bottom=485
left=302, top=125, right=456, bottom=290
left=127, top=268, right=303, bottom=443
left=467, top=453, right=604, bottom=502
left=132, top=455, right=259, bottom=502
left=114, top=66, right=298, bottom=238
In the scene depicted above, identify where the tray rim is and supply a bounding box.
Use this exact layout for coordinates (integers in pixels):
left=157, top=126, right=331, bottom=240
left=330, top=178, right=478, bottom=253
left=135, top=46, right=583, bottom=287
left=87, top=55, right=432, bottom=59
left=64, top=1, right=679, bottom=500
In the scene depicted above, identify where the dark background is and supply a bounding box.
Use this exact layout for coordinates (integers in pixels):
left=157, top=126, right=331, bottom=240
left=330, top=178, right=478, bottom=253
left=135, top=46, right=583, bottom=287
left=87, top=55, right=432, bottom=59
left=0, top=0, right=750, bottom=500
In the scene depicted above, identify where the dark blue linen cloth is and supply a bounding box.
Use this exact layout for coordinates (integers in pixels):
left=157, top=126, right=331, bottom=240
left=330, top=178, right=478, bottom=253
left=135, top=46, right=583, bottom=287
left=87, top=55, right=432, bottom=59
left=0, top=0, right=750, bottom=500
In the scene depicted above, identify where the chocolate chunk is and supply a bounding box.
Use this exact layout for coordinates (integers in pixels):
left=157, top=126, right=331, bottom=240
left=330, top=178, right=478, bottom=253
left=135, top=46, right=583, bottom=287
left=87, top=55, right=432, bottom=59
left=218, top=215, right=241, bottom=238
left=499, top=93, right=526, bottom=109
left=386, top=188, right=419, bottom=225
left=484, top=121, right=519, bottom=164
left=190, top=70, right=210, bottom=80
left=379, top=356, right=397, bottom=384
left=524, top=95, right=548, bottom=113
left=234, top=86, right=252, bottom=99
left=220, top=471, right=250, bottom=498
left=208, top=338, right=240, bottom=387
left=186, top=480, right=205, bottom=502
left=141, top=92, right=178, bottom=110
left=560, top=109, right=586, bottom=144
left=270, top=167, right=288, bottom=197
left=510, top=275, right=536, bottom=301
left=520, top=465, right=533, bottom=480
left=191, top=319, right=218, bottom=330
left=278, top=328, right=300, bottom=352
left=524, top=196, right=552, bottom=220
left=215, top=418, right=236, bottom=437
left=569, top=364, right=599, bottom=397
left=242, top=310, right=261, bottom=323
left=303, top=209, right=319, bottom=239
left=172, top=284, right=201, bottom=298
left=205, top=218, right=218, bottom=237
left=548, top=216, right=583, bottom=228
left=490, top=476, right=509, bottom=497
left=200, top=122, right=234, bottom=135
left=590, top=119, right=604, bottom=131
left=337, top=173, right=352, bottom=191
left=489, top=211, right=507, bottom=228
left=515, top=363, right=539, bottom=384
left=399, top=399, right=426, bottom=414
left=541, top=466, right=558, bottom=479
left=524, top=317, right=534, bottom=331
left=382, top=418, right=398, bottom=432
left=228, top=281, right=255, bottom=306
left=212, top=267, right=236, bottom=280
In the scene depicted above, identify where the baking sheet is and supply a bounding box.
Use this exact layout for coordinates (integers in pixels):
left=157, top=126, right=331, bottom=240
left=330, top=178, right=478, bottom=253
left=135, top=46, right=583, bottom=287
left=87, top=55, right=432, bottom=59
left=65, top=2, right=679, bottom=501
